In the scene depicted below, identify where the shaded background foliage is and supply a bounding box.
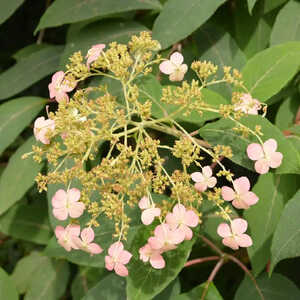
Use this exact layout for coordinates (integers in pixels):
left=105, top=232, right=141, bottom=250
left=0, top=0, right=300, bottom=299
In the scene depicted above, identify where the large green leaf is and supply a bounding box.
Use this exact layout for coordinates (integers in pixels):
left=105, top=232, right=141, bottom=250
left=270, top=0, right=300, bottom=46
left=126, top=226, right=195, bottom=300
left=13, top=44, right=50, bottom=61
left=0, top=0, right=24, bottom=25
left=174, top=282, right=223, bottom=300
left=244, top=173, right=299, bottom=276
left=247, top=0, right=258, bottom=14
left=0, top=97, right=46, bottom=155
left=35, top=0, right=161, bottom=32
left=275, top=96, right=299, bottom=130
left=24, top=259, right=70, bottom=300
left=0, top=267, right=18, bottom=300
left=199, top=115, right=300, bottom=174
left=71, top=267, right=106, bottom=300
left=0, top=137, right=44, bottom=215
left=263, top=0, right=289, bottom=14
left=241, top=42, right=300, bottom=102
left=270, top=189, right=300, bottom=273
left=154, top=279, right=181, bottom=300
left=0, top=45, right=63, bottom=100
left=152, top=0, right=226, bottom=50
left=234, top=273, right=300, bottom=300
left=0, top=201, right=52, bottom=245
left=194, top=23, right=246, bottom=98
left=82, top=274, right=126, bottom=300
left=60, top=20, right=147, bottom=67
left=11, top=252, right=50, bottom=293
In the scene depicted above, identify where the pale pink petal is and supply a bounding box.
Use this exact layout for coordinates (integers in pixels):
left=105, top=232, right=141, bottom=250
left=169, top=228, right=185, bottom=245
left=48, top=83, right=56, bottom=99
left=165, top=212, right=177, bottom=229
left=202, top=166, right=212, bottom=178
left=247, top=143, right=264, bottom=161
left=159, top=61, right=175, bottom=74
left=179, top=64, right=188, bottom=74
left=55, top=226, right=65, bottom=239
left=105, top=256, right=114, bottom=271
left=68, top=201, right=85, bottom=219
left=52, top=71, right=64, bottom=84
left=67, top=188, right=81, bottom=202
left=67, top=224, right=81, bottom=236
left=263, top=139, right=277, bottom=155
left=232, top=199, right=250, bottom=210
left=81, top=227, right=94, bottom=243
left=141, top=209, right=155, bottom=225
left=69, top=235, right=81, bottom=250
left=138, top=196, right=150, bottom=210
left=255, top=159, right=270, bottom=174
left=172, top=204, right=186, bottom=219
left=191, top=172, right=204, bottom=183
left=184, top=210, right=199, bottom=227
left=194, top=182, right=207, bottom=192
left=58, top=239, right=72, bottom=252
left=108, top=242, right=123, bottom=257
left=217, top=223, right=231, bottom=238
left=53, top=207, right=68, bottom=220
left=55, top=91, right=69, bottom=103
left=207, top=177, right=217, bottom=188
left=221, top=186, right=235, bottom=201
left=233, top=177, right=250, bottom=194
left=52, top=189, right=67, bottom=208
left=231, top=218, right=248, bottom=235
left=118, top=250, right=132, bottom=265
left=87, top=243, right=103, bottom=254
left=114, top=263, right=128, bottom=277
left=235, top=234, right=252, bottom=248
left=222, top=237, right=239, bottom=250
left=139, top=245, right=150, bottom=262
left=150, top=254, right=165, bottom=269
left=242, top=192, right=259, bottom=206
left=269, top=152, right=283, bottom=168
left=169, top=70, right=185, bottom=82
left=148, top=236, right=163, bottom=250
left=180, top=225, right=193, bottom=240
left=170, top=52, right=184, bottom=65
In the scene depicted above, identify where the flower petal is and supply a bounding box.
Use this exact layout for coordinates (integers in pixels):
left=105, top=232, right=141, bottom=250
left=217, top=223, right=231, bottom=238
left=269, top=152, right=283, bottom=168
left=263, top=139, right=277, bottom=155
left=254, top=159, right=270, bottom=174
left=241, top=191, right=259, bottom=206
left=221, top=186, right=235, bottom=201
left=247, top=143, right=264, bottom=161
left=118, top=250, right=132, bottom=265
left=231, top=218, right=248, bottom=235
left=138, top=196, right=150, bottom=210
left=81, top=227, right=94, bottom=243
left=68, top=201, right=85, bottom=219
left=235, top=234, right=252, bottom=248
left=150, top=254, right=165, bottom=269
left=170, top=52, right=184, bottom=65
left=185, top=210, right=199, bottom=227
left=194, top=182, right=207, bottom=192
left=202, top=166, right=212, bottom=178
left=191, top=172, right=204, bottom=183
left=223, top=237, right=239, bottom=250
left=53, top=207, right=68, bottom=221
left=207, top=176, right=217, bottom=188
left=67, top=188, right=81, bottom=202
left=52, top=189, right=67, bottom=208
left=88, top=243, right=103, bottom=254
left=67, top=224, right=81, bottom=236
left=159, top=60, right=175, bottom=75
left=169, top=70, right=185, bottom=82
left=55, top=226, right=65, bottom=239
left=114, top=263, right=128, bottom=277
left=233, top=177, right=250, bottom=194
left=108, top=241, right=123, bottom=257
left=105, top=256, right=114, bottom=271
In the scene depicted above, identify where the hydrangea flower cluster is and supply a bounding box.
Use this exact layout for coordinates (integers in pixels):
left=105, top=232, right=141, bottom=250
left=28, top=32, right=283, bottom=277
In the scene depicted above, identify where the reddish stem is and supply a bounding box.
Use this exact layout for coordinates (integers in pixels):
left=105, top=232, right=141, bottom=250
left=184, top=256, right=220, bottom=268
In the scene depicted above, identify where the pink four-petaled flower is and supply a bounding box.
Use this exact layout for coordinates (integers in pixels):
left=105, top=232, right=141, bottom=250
left=33, top=116, right=55, bottom=144
left=48, top=71, right=75, bottom=103
left=247, top=138, right=283, bottom=174
left=138, top=196, right=161, bottom=225
left=159, top=52, right=188, bottom=82
left=222, top=177, right=258, bottom=209
left=74, top=227, right=103, bottom=255
left=55, top=224, right=80, bottom=252
left=191, top=166, right=217, bottom=192
left=139, top=243, right=165, bottom=269
left=166, top=204, right=199, bottom=240
left=217, top=218, right=252, bottom=250
left=105, top=242, right=132, bottom=277
left=51, top=188, right=85, bottom=220
left=234, top=93, right=261, bottom=115
left=86, top=44, right=106, bottom=68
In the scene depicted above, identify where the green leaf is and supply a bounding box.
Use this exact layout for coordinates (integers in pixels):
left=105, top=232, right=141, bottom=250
left=11, top=252, right=50, bottom=293
left=270, top=0, right=300, bottom=46
left=35, top=0, right=161, bottom=32
left=247, top=0, right=258, bottom=14
left=13, top=44, right=50, bottom=61
left=71, top=267, right=106, bottom=300
left=0, top=97, right=46, bottom=155
left=241, top=42, right=300, bottom=102
left=152, top=0, right=226, bottom=50
left=0, top=267, right=18, bottom=300
left=275, top=96, right=299, bottom=130
left=82, top=274, right=126, bottom=300
left=154, top=278, right=181, bottom=300
left=244, top=173, right=299, bottom=276
left=0, top=45, right=63, bottom=100
left=24, top=259, right=70, bottom=300
left=199, top=115, right=300, bottom=174
left=126, top=226, right=195, bottom=300
left=194, top=23, right=246, bottom=98
left=289, top=124, right=300, bottom=136
left=0, top=0, right=24, bottom=25
left=60, top=20, right=147, bottom=67
left=234, top=1, right=271, bottom=58
left=270, top=189, right=300, bottom=273
left=263, top=0, right=289, bottom=14
left=0, top=201, right=52, bottom=245
left=174, top=282, right=223, bottom=300
left=0, top=137, right=44, bottom=215
left=234, top=273, right=300, bottom=300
